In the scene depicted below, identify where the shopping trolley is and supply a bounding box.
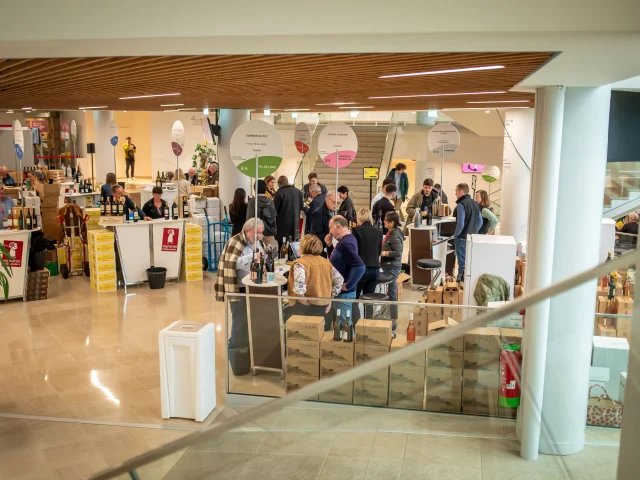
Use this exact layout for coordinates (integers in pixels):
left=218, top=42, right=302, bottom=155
left=202, top=206, right=230, bottom=272
left=56, top=203, right=91, bottom=279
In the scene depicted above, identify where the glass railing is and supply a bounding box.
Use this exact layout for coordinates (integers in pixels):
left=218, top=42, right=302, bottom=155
left=89, top=248, right=638, bottom=480
left=604, top=161, right=640, bottom=217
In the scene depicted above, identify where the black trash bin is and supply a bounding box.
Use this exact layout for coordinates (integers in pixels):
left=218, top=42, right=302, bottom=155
left=147, top=267, right=167, bottom=289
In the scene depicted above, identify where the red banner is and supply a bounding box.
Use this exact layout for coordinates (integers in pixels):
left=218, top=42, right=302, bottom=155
left=3, top=240, right=24, bottom=268
left=161, top=228, right=179, bottom=252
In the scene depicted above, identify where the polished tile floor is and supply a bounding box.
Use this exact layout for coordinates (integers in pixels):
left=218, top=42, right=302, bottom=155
left=0, top=274, right=623, bottom=479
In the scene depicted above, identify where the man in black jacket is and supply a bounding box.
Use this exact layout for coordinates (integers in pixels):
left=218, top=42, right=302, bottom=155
left=303, top=172, right=328, bottom=198
left=372, top=183, right=397, bottom=233
left=274, top=175, right=304, bottom=248
left=453, top=183, right=482, bottom=281
left=304, top=184, right=325, bottom=234
left=246, top=180, right=277, bottom=243
left=310, top=192, right=336, bottom=253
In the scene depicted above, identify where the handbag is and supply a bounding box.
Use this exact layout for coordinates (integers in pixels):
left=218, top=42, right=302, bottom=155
left=586, top=385, right=623, bottom=427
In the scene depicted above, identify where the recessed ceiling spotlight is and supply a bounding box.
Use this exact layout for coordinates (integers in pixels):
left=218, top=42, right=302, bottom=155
left=315, top=102, right=357, bottom=106
left=427, top=110, right=438, bottom=118
left=123, top=110, right=127, bottom=113
left=203, top=107, right=210, bottom=115
left=379, top=65, right=504, bottom=79
left=264, top=109, right=271, bottom=116
left=160, top=103, right=185, bottom=107
left=78, top=106, right=108, bottom=110
left=350, top=110, right=359, bottom=118
left=21, top=107, right=32, bottom=110
left=369, top=91, right=506, bottom=100
left=284, top=108, right=310, bottom=111
left=338, top=106, right=374, bottom=109
left=485, top=110, right=491, bottom=114
left=291, top=112, right=298, bottom=118
left=119, top=93, right=180, bottom=100
left=7, top=110, right=13, bottom=113
left=467, top=100, right=530, bottom=104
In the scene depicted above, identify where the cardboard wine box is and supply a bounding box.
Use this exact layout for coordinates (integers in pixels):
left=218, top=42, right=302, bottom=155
left=355, top=319, right=392, bottom=346
left=463, top=369, right=500, bottom=390
left=287, top=339, right=321, bottom=360
left=614, top=296, right=633, bottom=316
left=426, top=350, right=463, bottom=370
left=389, top=365, right=425, bottom=386
left=425, top=367, right=462, bottom=390
left=320, top=359, right=353, bottom=378
left=318, top=382, right=353, bottom=404
left=320, top=335, right=355, bottom=362
left=286, top=357, right=319, bottom=377
left=597, top=324, right=617, bottom=338
left=463, top=327, right=501, bottom=354
left=462, top=352, right=500, bottom=372
left=356, top=367, right=390, bottom=385
left=389, top=335, right=426, bottom=368
left=596, top=296, right=610, bottom=314
left=388, top=382, right=424, bottom=410
left=426, top=286, right=444, bottom=304
left=286, top=316, right=325, bottom=342
left=353, top=381, right=389, bottom=406
left=286, top=374, right=318, bottom=392
left=354, top=344, right=389, bottom=363
left=425, top=385, right=462, bottom=412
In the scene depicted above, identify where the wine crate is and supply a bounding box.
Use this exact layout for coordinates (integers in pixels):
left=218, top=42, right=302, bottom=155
left=318, top=382, right=353, bottom=404
left=355, top=319, right=392, bottom=346
left=286, top=316, right=325, bottom=342
left=426, top=350, right=463, bottom=370
left=286, top=374, right=317, bottom=393
left=285, top=357, right=319, bottom=377
left=320, top=335, right=354, bottom=362
left=389, top=335, right=426, bottom=368
left=287, top=339, right=320, bottom=360
left=320, top=359, right=353, bottom=378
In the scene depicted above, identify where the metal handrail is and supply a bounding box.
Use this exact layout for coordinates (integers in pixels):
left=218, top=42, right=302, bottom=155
left=90, top=249, right=640, bottom=480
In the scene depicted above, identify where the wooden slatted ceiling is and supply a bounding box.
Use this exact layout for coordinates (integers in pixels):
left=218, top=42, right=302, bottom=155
left=0, top=53, right=553, bottom=112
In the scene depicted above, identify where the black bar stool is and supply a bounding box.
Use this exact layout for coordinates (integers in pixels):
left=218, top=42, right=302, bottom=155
left=377, top=271, right=394, bottom=295
left=416, top=258, right=442, bottom=290
left=360, top=292, right=390, bottom=319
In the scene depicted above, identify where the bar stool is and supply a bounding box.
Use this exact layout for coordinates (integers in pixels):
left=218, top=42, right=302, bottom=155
left=377, top=271, right=394, bottom=295
left=360, top=292, right=390, bottom=319
left=416, top=258, right=442, bottom=290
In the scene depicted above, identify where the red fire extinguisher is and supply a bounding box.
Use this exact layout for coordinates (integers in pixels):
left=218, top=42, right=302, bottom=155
left=499, top=343, right=522, bottom=408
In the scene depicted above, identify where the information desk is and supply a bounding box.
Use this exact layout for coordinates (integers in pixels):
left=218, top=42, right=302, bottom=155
left=0, top=228, right=38, bottom=300
left=113, top=219, right=185, bottom=285
left=242, top=275, right=287, bottom=378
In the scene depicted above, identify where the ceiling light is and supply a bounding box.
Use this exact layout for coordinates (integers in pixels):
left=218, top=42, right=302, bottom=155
left=315, top=102, right=357, bottom=106
left=428, top=110, right=438, bottom=118
left=160, top=103, right=185, bottom=107
left=379, top=65, right=504, bottom=79
left=442, top=107, right=530, bottom=111
left=291, top=112, right=298, bottom=118
left=78, top=106, right=108, bottom=110
left=370, top=91, right=507, bottom=100
left=22, top=107, right=32, bottom=110
left=203, top=107, right=209, bottom=115
left=350, top=110, right=359, bottom=118
left=485, top=110, right=491, bottom=114
left=25, top=110, right=32, bottom=113
left=467, top=100, right=531, bottom=104
left=164, top=109, right=180, bottom=112
left=284, top=108, right=310, bottom=111
left=264, top=109, right=271, bottom=116
left=123, top=110, right=127, bottom=113
left=119, top=93, right=180, bottom=100
left=339, top=106, right=374, bottom=109
left=7, top=110, right=13, bottom=113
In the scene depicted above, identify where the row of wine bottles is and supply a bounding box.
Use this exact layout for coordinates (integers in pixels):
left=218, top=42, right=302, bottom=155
left=332, top=309, right=355, bottom=342
left=2, top=208, right=37, bottom=231
left=280, top=234, right=300, bottom=261
left=155, top=170, right=183, bottom=187
left=249, top=251, right=276, bottom=284
left=77, top=180, right=94, bottom=193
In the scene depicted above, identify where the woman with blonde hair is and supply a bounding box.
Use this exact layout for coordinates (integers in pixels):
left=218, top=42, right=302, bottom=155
left=475, top=189, right=498, bottom=234
left=352, top=207, right=383, bottom=300
left=287, top=234, right=344, bottom=318
left=175, top=168, right=191, bottom=199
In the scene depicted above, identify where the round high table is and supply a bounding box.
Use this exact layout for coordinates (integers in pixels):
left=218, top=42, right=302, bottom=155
left=242, top=274, right=288, bottom=378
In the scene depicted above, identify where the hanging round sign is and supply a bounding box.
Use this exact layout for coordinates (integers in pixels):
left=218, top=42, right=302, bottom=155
left=482, top=165, right=501, bottom=183
left=109, top=120, right=118, bottom=147
left=294, top=122, right=311, bottom=154
left=318, top=122, right=358, bottom=168
left=427, top=123, right=460, bottom=157
left=13, top=120, right=24, bottom=160
left=171, top=120, right=185, bottom=156
left=230, top=120, right=283, bottom=178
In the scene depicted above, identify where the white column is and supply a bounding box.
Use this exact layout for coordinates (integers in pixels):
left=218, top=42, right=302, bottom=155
left=218, top=109, right=251, bottom=209
left=540, top=86, right=611, bottom=455
left=93, top=110, right=114, bottom=185
left=518, top=87, right=565, bottom=460
left=617, top=291, right=640, bottom=479
left=500, top=108, right=535, bottom=246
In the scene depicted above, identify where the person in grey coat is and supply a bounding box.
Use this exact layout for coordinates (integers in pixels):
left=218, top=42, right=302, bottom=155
left=381, top=210, right=405, bottom=335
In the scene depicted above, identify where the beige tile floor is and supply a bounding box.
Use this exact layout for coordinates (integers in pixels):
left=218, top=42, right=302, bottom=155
left=0, top=274, right=623, bottom=479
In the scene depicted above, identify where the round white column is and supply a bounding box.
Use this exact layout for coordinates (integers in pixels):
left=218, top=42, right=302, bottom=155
left=500, top=108, right=535, bottom=246
left=93, top=110, right=115, bottom=184
left=218, top=109, right=251, bottom=209
left=518, top=87, right=565, bottom=460
left=540, top=86, right=612, bottom=455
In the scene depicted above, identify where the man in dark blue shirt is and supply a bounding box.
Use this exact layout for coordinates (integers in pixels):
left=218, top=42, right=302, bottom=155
left=453, top=183, right=482, bottom=281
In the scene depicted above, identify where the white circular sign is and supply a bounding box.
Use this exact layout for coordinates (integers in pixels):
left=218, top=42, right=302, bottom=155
left=427, top=123, right=460, bottom=157
left=71, top=120, right=77, bottom=141
left=171, top=120, right=186, bottom=156
left=318, top=122, right=358, bottom=169
left=13, top=120, right=24, bottom=153
left=482, top=166, right=501, bottom=183
left=230, top=120, right=283, bottom=178
left=294, top=122, right=311, bottom=154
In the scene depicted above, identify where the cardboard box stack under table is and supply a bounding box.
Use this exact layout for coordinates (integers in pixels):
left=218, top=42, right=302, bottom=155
left=87, top=230, right=116, bottom=292
left=26, top=269, right=50, bottom=301
left=285, top=316, right=324, bottom=394
left=182, top=222, right=203, bottom=282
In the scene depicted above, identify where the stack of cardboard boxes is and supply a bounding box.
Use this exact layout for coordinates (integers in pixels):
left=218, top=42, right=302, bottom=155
left=47, top=170, right=65, bottom=183
left=39, top=183, right=63, bottom=241
left=25, top=270, right=49, bottom=301
left=413, top=281, right=464, bottom=335
left=84, top=207, right=101, bottom=231
left=285, top=316, right=325, bottom=393
left=319, top=332, right=355, bottom=403
left=389, top=335, right=426, bottom=410
left=595, top=295, right=633, bottom=341
left=87, top=230, right=117, bottom=292
left=424, top=332, right=463, bottom=412
left=182, top=223, right=203, bottom=282
left=353, top=319, right=392, bottom=406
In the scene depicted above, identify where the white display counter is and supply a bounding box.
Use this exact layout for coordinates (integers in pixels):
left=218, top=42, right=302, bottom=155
left=113, top=219, right=185, bottom=286
left=0, top=228, right=37, bottom=300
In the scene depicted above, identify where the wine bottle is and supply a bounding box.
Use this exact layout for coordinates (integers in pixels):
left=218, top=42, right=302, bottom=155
left=101, top=199, right=107, bottom=216
left=333, top=309, right=342, bottom=341
left=171, top=200, right=178, bottom=220
left=32, top=211, right=38, bottom=229
left=26, top=209, right=32, bottom=230
left=256, top=252, right=264, bottom=284
left=280, top=237, right=288, bottom=260
left=250, top=253, right=259, bottom=283
left=426, top=207, right=432, bottom=226
left=287, top=235, right=295, bottom=261
left=110, top=196, right=117, bottom=216
left=133, top=204, right=139, bottom=223
left=414, top=207, right=421, bottom=228
left=344, top=311, right=353, bottom=342
left=156, top=170, right=162, bottom=187
left=12, top=209, right=18, bottom=230
left=2, top=214, right=9, bottom=230
left=407, top=313, right=416, bottom=343
left=295, top=231, right=300, bottom=242
left=18, top=209, right=24, bottom=230
left=164, top=204, right=170, bottom=220
left=182, top=198, right=189, bottom=218
left=116, top=199, right=123, bottom=217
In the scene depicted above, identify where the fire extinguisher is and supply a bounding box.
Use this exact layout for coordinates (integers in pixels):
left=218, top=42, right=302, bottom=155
left=499, top=343, right=522, bottom=408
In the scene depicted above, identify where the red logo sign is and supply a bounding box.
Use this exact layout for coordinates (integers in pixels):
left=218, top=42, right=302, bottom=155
left=3, top=240, right=24, bottom=268
left=161, top=228, right=179, bottom=252
left=171, top=141, right=183, bottom=156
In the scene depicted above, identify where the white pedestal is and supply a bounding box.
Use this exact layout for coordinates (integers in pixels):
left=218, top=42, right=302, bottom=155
left=159, top=321, right=216, bottom=422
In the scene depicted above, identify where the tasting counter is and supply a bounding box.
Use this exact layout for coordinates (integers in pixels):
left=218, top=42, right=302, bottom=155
left=111, top=218, right=186, bottom=286
left=407, top=218, right=456, bottom=289
left=0, top=228, right=40, bottom=300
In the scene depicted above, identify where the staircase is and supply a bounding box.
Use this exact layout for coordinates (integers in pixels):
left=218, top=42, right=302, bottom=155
left=603, top=174, right=640, bottom=219
left=310, top=125, right=389, bottom=211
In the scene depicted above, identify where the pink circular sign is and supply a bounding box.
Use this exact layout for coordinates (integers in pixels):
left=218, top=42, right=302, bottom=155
left=318, top=122, right=358, bottom=169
